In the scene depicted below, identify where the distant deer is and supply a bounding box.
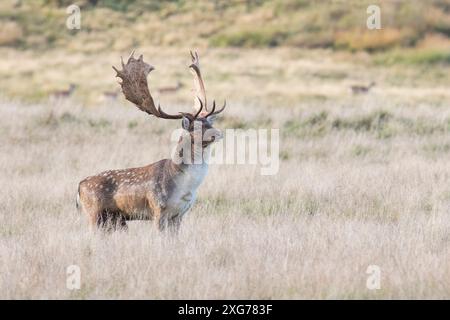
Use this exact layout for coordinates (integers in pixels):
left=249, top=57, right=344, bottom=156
left=77, top=51, right=225, bottom=233
left=351, top=81, right=376, bottom=95
left=102, top=90, right=119, bottom=101
left=50, top=83, right=77, bottom=99
left=157, top=81, right=184, bottom=95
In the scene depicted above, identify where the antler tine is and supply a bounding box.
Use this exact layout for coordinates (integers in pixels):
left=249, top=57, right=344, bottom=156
left=207, top=100, right=226, bottom=117
left=128, top=49, right=136, bottom=62
left=179, top=98, right=204, bottom=121
left=157, top=104, right=183, bottom=120
left=112, top=66, right=122, bottom=78
left=208, top=100, right=216, bottom=115
left=194, top=97, right=204, bottom=119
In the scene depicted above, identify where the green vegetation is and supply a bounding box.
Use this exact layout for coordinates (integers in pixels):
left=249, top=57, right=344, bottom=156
left=375, top=49, right=450, bottom=66
left=283, top=109, right=450, bottom=139
left=0, top=1, right=448, bottom=103
left=1, top=0, right=449, bottom=53
left=211, top=29, right=289, bottom=48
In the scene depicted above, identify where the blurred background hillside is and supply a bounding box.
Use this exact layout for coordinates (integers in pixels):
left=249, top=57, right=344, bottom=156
left=0, top=0, right=449, bottom=105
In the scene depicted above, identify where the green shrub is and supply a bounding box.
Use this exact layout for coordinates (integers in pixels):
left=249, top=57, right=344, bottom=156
left=375, top=49, right=450, bottom=65
left=332, top=111, right=391, bottom=133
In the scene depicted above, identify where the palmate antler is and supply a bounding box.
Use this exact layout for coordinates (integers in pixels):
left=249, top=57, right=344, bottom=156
left=113, top=51, right=184, bottom=120
left=189, top=51, right=207, bottom=112
left=189, top=51, right=226, bottom=116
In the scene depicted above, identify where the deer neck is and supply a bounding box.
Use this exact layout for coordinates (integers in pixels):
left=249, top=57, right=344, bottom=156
left=170, top=138, right=211, bottom=190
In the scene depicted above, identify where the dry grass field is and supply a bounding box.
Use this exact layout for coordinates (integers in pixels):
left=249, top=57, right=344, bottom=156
left=1, top=48, right=449, bottom=298
left=0, top=0, right=450, bottom=300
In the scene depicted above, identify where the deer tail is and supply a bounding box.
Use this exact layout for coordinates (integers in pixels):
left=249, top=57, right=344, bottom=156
left=76, top=184, right=81, bottom=213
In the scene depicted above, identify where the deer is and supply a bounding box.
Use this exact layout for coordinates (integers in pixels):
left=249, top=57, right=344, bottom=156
left=102, top=90, right=119, bottom=101
left=157, top=81, right=184, bottom=95
left=50, top=83, right=77, bottom=99
left=76, top=51, right=226, bottom=233
left=350, top=81, right=376, bottom=95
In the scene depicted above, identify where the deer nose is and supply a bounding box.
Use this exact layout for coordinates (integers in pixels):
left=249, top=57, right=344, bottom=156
left=203, top=128, right=222, bottom=143
left=208, top=129, right=223, bottom=141
left=214, top=130, right=223, bottom=140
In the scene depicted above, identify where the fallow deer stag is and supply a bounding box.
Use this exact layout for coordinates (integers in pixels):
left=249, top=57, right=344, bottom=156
left=50, top=83, right=77, bottom=99
left=351, top=81, right=376, bottom=95
left=77, top=51, right=225, bottom=232
left=157, top=81, right=184, bottom=95
left=102, top=90, right=119, bottom=101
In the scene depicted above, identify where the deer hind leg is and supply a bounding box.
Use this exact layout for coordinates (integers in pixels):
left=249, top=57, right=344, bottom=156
left=78, top=198, right=102, bottom=231
left=97, top=210, right=128, bottom=232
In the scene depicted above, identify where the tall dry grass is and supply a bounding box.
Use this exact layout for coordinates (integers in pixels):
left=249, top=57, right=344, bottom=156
left=0, top=89, right=449, bottom=298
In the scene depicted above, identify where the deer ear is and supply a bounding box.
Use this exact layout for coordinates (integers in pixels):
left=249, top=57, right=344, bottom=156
left=206, top=114, right=217, bottom=124
left=182, top=116, right=190, bottom=130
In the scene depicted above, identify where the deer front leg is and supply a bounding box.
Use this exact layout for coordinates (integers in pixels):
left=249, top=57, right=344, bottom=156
left=168, top=215, right=183, bottom=235
left=148, top=204, right=166, bottom=232
left=158, top=211, right=169, bottom=232
left=159, top=219, right=168, bottom=232
left=157, top=209, right=182, bottom=234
